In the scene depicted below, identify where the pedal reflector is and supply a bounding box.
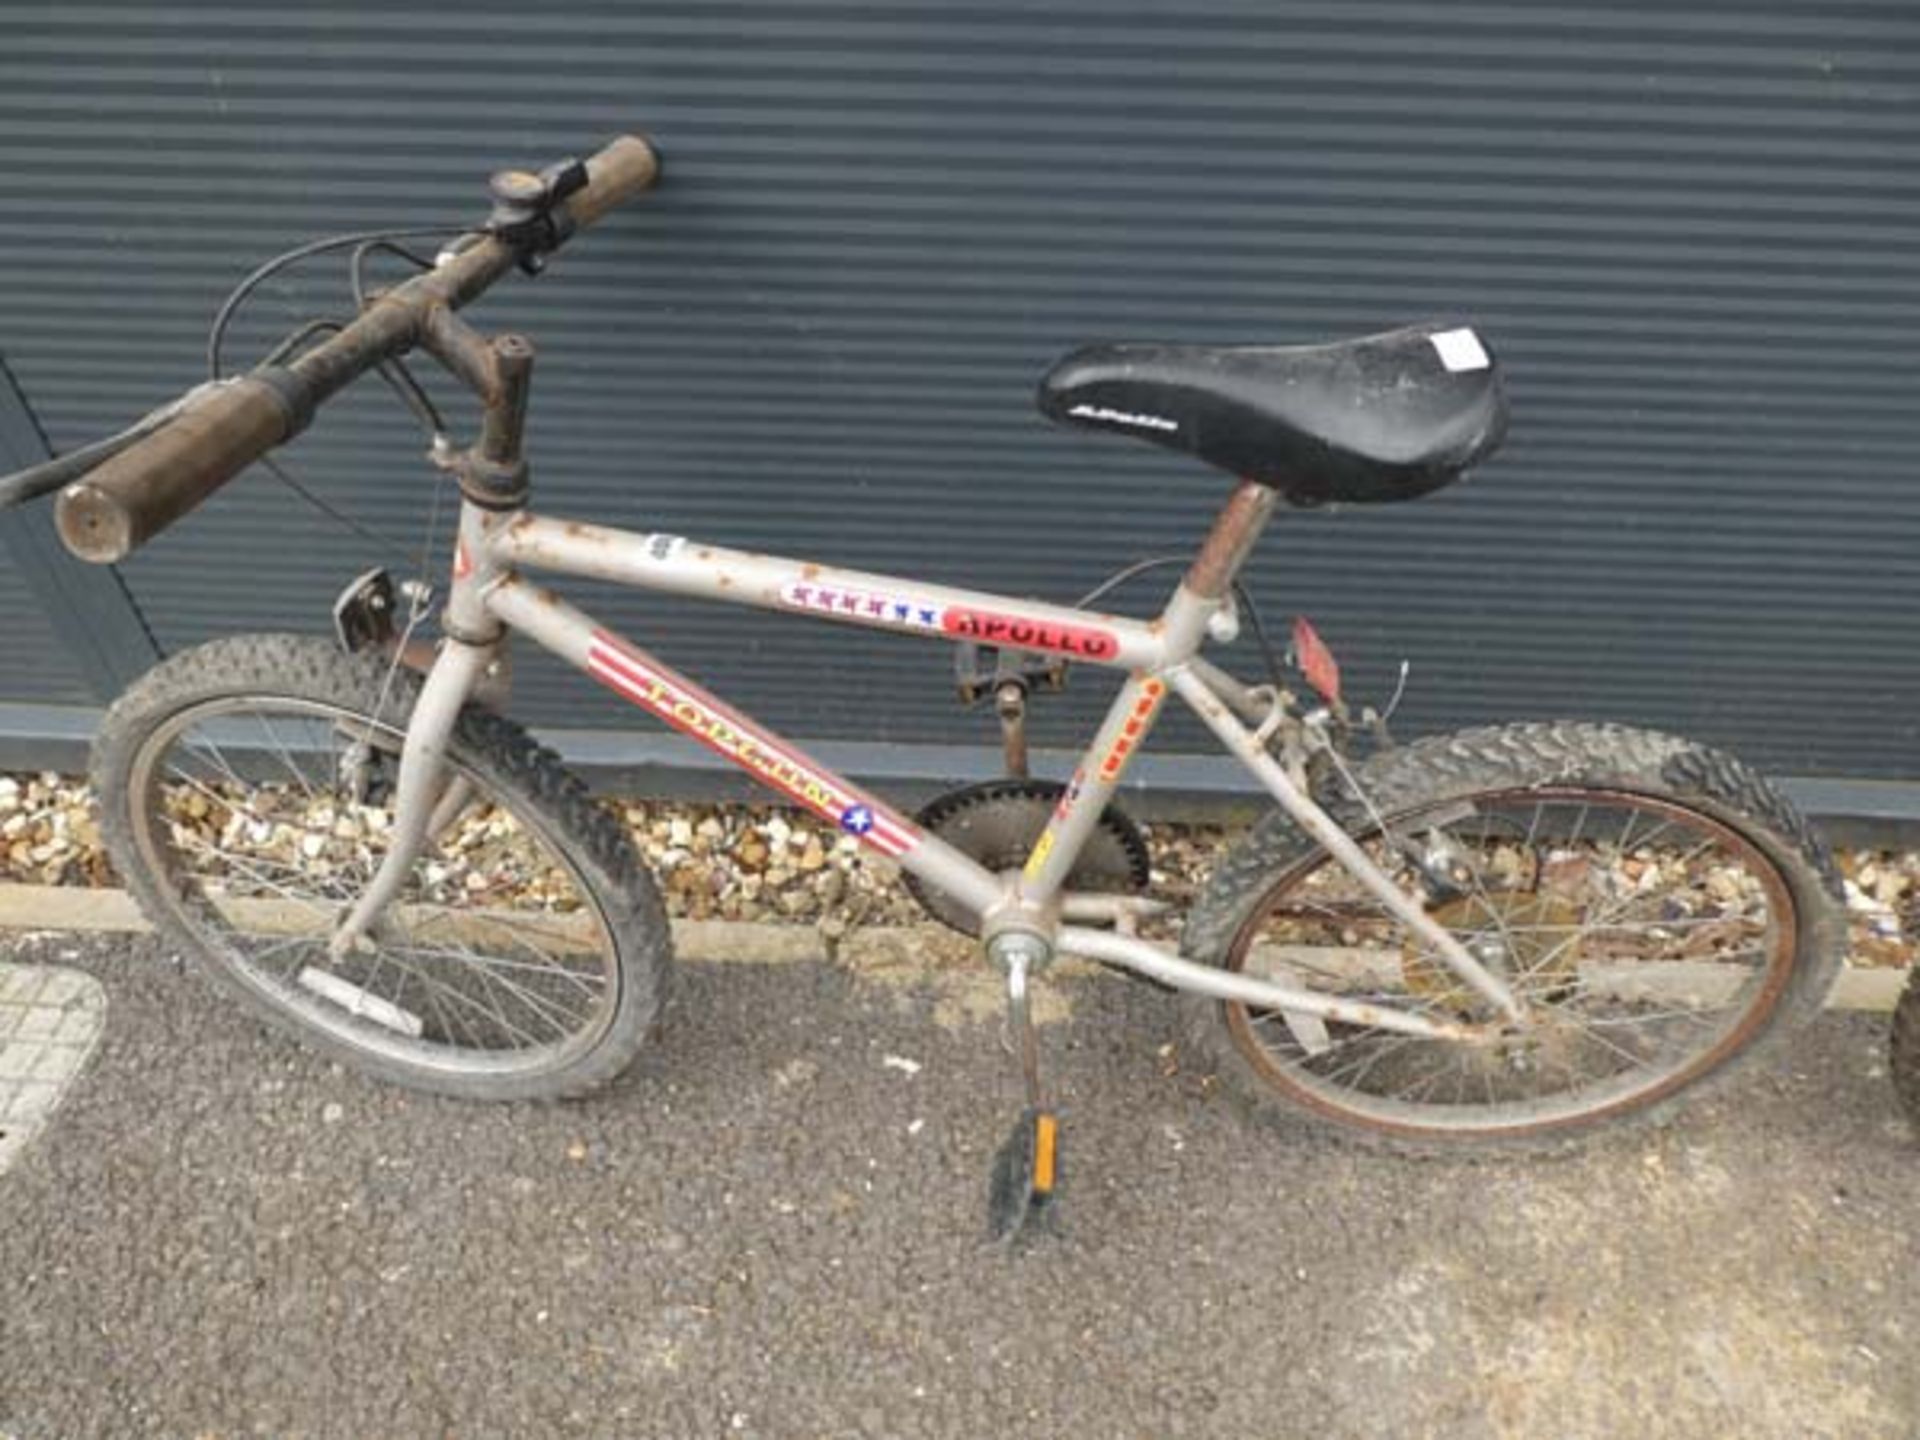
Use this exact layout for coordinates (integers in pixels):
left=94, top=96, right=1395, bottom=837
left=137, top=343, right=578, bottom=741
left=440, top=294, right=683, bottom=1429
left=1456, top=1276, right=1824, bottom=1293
left=986, top=1106, right=1062, bottom=1242
left=1031, top=1112, right=1058, bottom=1195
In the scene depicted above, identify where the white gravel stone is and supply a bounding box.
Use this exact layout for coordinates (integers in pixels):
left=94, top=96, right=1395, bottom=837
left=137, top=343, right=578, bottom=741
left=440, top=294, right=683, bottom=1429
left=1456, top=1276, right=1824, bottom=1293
left=0, top=769, right=1911, bottom=967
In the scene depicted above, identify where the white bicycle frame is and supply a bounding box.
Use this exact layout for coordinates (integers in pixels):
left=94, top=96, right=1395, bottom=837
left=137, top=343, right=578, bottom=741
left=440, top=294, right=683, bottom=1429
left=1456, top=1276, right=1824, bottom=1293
left=329, top=479, right=1525, bottom=1044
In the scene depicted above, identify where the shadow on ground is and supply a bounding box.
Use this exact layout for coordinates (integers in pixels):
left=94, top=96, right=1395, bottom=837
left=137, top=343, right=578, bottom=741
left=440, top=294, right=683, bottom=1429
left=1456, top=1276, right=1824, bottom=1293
left=1, top=931, right=1915, bottom=1439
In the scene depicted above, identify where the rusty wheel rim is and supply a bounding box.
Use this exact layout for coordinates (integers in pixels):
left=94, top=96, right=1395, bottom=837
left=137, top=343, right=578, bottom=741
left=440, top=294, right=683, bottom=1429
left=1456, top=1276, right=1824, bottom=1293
left=1220, top=787, right=1798, bottom=1140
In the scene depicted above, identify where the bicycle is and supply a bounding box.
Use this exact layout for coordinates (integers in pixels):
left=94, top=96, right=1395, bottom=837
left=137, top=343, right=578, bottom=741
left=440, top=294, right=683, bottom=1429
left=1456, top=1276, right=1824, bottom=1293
left=0, top=135, right=1847, bottom=1238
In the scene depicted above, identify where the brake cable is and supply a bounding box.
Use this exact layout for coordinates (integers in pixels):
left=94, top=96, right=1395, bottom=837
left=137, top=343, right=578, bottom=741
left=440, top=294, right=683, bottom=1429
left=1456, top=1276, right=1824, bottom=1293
left=205, top=224, right=467, bottom=380
left=349, top=239, right=437, bottom=312
left=226, top=229, right=466, bottom=561
left=255, top=453, right=415, bottom=568
left=1074, top=556, right=1290, bottom=694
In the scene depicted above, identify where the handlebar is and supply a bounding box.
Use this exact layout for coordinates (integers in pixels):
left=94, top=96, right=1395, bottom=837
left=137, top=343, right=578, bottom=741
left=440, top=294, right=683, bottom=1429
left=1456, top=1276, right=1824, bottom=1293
left=57, top=377, right=294, bottom=563
left=46, top=132, right=661, bottom=565
left=561, top=135, right=662, bottom=229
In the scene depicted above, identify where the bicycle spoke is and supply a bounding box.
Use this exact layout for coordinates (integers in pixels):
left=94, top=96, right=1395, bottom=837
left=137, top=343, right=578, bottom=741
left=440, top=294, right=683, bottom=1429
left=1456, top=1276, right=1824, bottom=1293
left=1225, top=782, right=1798, bottom=1132
left=388, top=940, right=598, bottom=1031
left=388, top=939, right=604, bottom=994
left=369, top=950, right=548, bottom=1048
left=246, top=708, right=325, bottom=806
left=142, top=696, right=621, bottom=1070
left=173, top=833, right=341, bottom=919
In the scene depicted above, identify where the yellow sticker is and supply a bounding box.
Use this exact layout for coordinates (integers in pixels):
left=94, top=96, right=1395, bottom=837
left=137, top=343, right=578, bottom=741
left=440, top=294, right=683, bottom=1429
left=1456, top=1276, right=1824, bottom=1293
left=1023, top=829, right=1057, bottom=880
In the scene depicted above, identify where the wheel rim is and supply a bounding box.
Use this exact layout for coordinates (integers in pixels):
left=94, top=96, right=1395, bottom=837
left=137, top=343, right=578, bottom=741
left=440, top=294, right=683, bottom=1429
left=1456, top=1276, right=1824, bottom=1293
left=1220, top=786, right=1799, bottom=1139
left=126, top=694, right=623, bottom=1079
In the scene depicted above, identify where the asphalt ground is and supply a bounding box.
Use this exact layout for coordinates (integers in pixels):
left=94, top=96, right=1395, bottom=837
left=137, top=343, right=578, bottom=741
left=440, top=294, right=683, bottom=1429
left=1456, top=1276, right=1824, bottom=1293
left=2, top=929, right=1917, bottom=1440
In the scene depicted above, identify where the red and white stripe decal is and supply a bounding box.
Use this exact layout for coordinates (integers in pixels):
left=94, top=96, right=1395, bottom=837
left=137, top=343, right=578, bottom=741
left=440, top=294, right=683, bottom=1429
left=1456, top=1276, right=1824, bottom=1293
left=585, top=632, right=917, bottom=858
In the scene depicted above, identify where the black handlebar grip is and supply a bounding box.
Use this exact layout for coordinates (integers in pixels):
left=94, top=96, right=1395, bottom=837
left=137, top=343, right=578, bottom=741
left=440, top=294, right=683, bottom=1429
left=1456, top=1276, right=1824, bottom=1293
left=562, top=135, right=662, bottom=230
left=54, top=377, right=294, bottom=563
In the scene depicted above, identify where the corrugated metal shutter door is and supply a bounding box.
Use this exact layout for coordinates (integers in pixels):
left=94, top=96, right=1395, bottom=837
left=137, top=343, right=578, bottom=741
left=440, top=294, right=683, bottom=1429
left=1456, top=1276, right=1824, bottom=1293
left=0, top=558, right=90, bottom=707
left=1, top=3, right=1915, bottom=776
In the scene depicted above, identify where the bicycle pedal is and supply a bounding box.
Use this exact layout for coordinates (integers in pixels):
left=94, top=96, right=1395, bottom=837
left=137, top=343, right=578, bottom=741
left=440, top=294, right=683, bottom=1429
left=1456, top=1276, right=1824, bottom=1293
left=985, top=1106, right=1060, bottom=1244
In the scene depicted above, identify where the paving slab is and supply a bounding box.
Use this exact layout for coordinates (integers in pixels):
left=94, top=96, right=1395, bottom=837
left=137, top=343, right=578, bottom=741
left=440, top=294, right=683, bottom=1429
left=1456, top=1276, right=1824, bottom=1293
left=0, top=960, right=105, bottom=1177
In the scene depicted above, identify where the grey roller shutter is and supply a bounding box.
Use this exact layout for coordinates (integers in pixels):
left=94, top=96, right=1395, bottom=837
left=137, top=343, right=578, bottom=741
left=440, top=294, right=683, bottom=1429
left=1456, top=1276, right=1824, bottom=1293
left=0, top=3, right=1913, bottom=779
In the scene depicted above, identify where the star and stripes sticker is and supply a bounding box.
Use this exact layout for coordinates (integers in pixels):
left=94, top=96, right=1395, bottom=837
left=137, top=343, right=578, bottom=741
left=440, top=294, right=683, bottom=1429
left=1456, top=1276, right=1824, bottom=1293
left=780, top=581, right=946, bottom=631
left=585, top=631, right=918, bottom=859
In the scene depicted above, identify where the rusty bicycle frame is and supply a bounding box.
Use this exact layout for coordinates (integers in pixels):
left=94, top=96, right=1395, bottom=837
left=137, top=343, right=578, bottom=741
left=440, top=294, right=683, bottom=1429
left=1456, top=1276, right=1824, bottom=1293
left=331, top=479, right=1525, bottom=1046
left=45, top=133, right=1525, bottom=1047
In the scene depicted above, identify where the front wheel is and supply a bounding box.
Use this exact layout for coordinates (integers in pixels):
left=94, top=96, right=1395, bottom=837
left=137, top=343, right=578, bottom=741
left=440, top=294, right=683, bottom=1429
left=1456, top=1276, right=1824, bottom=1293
left=93, top=634, right=673, bottom=1101
left=1179, top=721, right=1844, bottom=1154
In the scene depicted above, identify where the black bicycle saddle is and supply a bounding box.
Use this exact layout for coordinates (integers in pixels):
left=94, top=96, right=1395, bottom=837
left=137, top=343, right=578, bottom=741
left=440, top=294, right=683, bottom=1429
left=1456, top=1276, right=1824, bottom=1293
left=1036, top=322, right=1508, bottom=506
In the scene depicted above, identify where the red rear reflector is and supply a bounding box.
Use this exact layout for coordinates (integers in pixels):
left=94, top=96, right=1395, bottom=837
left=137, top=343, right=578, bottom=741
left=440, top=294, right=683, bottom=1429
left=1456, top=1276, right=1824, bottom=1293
left=1292, top=616, right=1342, bottom=705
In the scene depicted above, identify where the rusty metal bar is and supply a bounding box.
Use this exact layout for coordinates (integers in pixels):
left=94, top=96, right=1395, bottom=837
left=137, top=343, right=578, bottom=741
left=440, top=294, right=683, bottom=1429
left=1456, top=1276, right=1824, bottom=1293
left=480, top=335, right=533, bottom=463
left=51, top=133, right=659, bottom=565
left=418, top=304, right=504, bottom=404
left=1185, top=480, right=1277, bottom=600
left=996, top=682, right=1030, bottom=778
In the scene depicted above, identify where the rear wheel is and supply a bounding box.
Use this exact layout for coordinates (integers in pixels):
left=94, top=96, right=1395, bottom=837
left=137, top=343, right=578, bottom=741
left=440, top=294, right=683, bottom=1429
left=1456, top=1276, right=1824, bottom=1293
left=1180, top=722, right=1844, bottom=1153
left=93, top=634, right=672, bottom=1101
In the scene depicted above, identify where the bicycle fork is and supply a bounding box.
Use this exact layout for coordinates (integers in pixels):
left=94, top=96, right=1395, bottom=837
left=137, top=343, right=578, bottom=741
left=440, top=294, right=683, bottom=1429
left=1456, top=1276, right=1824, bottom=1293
left=328, top=635, right=495, bottom=958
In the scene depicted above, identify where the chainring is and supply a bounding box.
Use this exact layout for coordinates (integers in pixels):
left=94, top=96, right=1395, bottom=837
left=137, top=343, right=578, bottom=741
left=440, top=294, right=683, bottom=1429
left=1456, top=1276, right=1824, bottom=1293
left=903, top=779, right=1151, bottom=935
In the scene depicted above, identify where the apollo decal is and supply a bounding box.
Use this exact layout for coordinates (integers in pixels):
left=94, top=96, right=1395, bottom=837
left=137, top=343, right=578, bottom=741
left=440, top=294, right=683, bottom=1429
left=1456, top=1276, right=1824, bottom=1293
left=941, top=608, right=1119, bottom=661
left=780, top=581, right=945, bottom=631
left=585, top=633, right=917, bottom=858
left=1098, top=678, right=1166, bottom=782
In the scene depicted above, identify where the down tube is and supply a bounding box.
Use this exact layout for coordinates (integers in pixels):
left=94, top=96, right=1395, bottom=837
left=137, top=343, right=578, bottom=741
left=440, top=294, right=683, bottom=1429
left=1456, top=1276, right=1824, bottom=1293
left=485, top=577, right=1004, bottom=920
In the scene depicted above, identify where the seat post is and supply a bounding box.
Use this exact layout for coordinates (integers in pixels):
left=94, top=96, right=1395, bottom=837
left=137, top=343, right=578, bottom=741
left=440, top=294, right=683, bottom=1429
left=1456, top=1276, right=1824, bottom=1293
left=1184, top=480, right=1276, bottom=600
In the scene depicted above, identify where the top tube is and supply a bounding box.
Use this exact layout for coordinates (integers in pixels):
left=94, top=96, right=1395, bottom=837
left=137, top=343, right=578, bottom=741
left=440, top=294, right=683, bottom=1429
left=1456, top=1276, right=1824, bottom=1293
left=485, top=512, right=1190, bottom=672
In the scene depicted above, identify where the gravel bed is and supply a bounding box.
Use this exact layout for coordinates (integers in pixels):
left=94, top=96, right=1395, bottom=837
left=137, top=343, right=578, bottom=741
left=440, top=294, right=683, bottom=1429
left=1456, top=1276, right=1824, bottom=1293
left=0, top=769, right=1912, bottom=964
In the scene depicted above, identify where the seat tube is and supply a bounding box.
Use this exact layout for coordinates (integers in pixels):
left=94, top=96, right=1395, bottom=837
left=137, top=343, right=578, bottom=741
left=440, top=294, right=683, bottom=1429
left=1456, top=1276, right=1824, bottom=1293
left=1019, top=481, right=1275, bottom=909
